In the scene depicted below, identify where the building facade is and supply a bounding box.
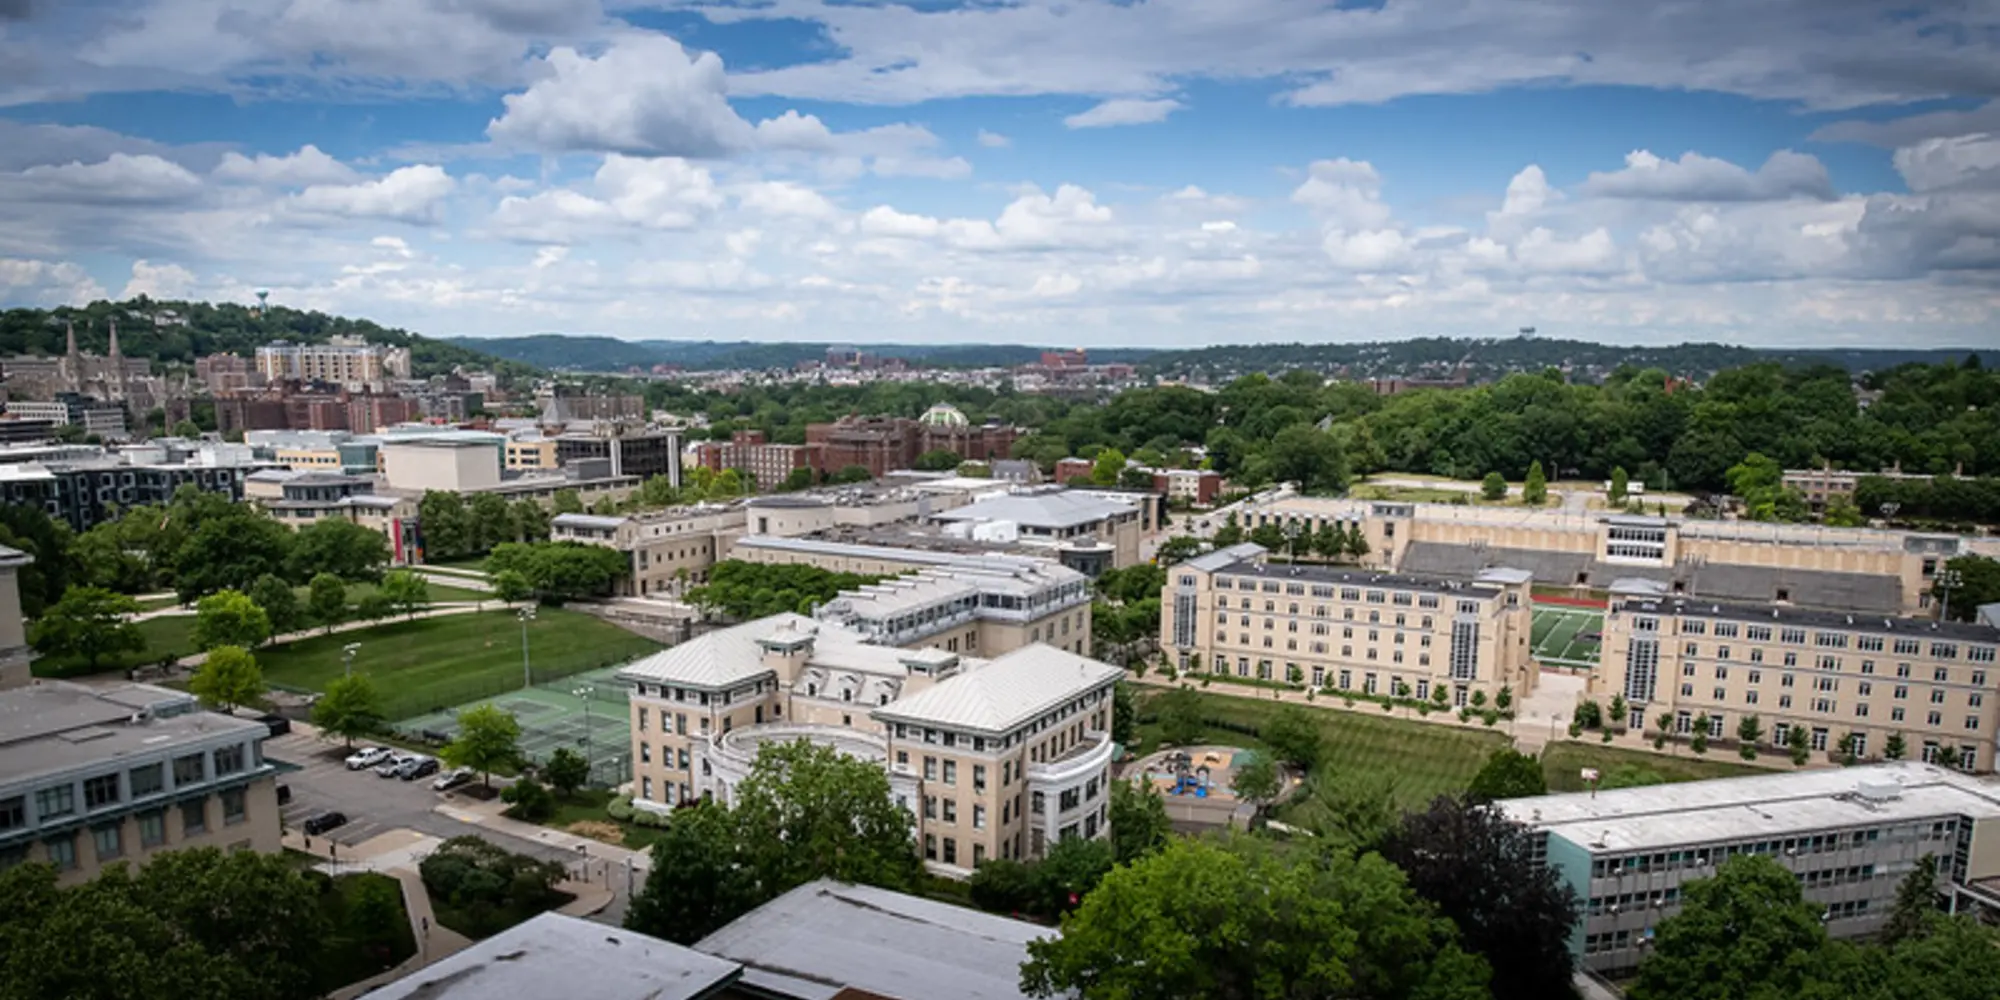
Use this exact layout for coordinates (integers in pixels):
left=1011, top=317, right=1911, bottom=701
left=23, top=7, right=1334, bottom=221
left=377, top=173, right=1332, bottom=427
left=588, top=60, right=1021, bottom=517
left=1596, top=588, right=2000, bottom=770
left=692, top=430, right=822, bottom=490
left=551, top=506, right=747, bottom=597
left=0, top=545, right=31, bottom=690
left=0, top=682, right=285, bottom=884
left=555, top=427, right=683, bottom=485
left=1159, top=544, right=1538, bottom=704
left=254, top=335, right=409, bottom=390
left=1500, top=763, right=2000, bottom=975
left=0, top=451, right=261, bottom=532
left=618, top=614, right=1120, bottom=876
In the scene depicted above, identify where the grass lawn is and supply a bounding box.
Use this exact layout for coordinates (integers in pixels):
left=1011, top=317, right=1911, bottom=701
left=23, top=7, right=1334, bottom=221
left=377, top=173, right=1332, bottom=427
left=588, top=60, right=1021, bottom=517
left=426, top=555, right=491, bottom=573
left=1541, top=741, right=1765, bottom=792
left=32, top=615, right=199, bottom=678
left=543, top=789, right=669, bottom=851
left=259, top=609, right=661, bottom=719
left=312, top=872, right=416, bottom=993
left=337, top=580, right=493, bottom=606
left=1137, top=688, right=1510, bottom=810
left=134, top=594, right=183, bottom=612
left=432, top=889, right=575, bottom=941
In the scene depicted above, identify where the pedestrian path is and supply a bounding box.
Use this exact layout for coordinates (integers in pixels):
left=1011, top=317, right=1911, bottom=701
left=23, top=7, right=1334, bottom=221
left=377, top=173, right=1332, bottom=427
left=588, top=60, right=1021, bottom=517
left=282, top=828, right=476, bottom=1000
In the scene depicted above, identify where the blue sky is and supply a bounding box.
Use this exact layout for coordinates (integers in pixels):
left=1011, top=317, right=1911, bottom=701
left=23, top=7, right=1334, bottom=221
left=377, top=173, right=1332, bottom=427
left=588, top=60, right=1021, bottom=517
left=0, top=0, right=1996, bottom=348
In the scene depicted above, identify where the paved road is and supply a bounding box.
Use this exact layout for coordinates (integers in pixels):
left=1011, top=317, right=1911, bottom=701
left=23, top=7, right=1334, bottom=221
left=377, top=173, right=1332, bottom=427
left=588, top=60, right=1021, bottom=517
left=267, top=730, right=641, bottom=924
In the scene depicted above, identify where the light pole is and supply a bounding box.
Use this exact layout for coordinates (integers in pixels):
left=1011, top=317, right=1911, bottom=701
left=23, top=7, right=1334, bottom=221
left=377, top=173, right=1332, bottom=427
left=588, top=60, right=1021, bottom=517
left=574, top=684, right=594, bottom=785
left=341, top=642, right=361, bottom=679
left=1936, top=568, right=1964, bottom=623
left=518, top=606, right=536, bottom=688
left=1283, top=521, right=1301, bottom=563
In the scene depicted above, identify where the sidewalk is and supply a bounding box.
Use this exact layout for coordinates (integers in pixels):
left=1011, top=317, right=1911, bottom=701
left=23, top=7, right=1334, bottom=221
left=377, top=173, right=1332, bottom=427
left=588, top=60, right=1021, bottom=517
left=282, top=828, right=477, bottom=1000
left=434, top=792, right=653, bottom=875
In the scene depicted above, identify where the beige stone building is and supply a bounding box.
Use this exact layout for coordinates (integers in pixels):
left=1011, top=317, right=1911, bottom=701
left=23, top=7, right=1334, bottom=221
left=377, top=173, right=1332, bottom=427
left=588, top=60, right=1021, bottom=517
left=0, top=682, right=285, bottom=883
left=0, top=544, right=31, bottom=691
left=1596, top=584, right=2000, bottom=770
left=930, top=487, right=1152, bottom=569
left=1231, top=494, right=1995, bottom=616
left=618, top=614, right=1120, bottom=876
left=551, top=506, right=747, bottom=597
left=1159, top=543, right=1538, bottom=705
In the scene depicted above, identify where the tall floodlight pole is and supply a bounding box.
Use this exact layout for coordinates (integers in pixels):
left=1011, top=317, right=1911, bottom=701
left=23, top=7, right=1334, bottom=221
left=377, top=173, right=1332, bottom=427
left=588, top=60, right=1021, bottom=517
left=1937, top=568, right=1964, bottom=623
left=518, top=606, right=536, bottom=688
left=574, top=684, right=595, bottom=784
left=342, top=643, right=361, bottom=679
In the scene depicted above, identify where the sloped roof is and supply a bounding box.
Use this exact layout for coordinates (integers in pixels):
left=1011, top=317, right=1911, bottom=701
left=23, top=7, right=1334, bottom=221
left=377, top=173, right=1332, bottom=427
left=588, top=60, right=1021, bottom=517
left=873, top=644, right=1120, bottom=733
left=931, top=489, right=1135, bottom=529
left=1182, top=541, right=1266, bottom=573
left=618, top=614, right=816, bottom=689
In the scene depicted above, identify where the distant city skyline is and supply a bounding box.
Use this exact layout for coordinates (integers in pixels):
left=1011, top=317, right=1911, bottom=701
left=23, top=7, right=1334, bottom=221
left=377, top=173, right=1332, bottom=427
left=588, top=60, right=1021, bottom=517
left=0, top=1, right=1996, bottom=348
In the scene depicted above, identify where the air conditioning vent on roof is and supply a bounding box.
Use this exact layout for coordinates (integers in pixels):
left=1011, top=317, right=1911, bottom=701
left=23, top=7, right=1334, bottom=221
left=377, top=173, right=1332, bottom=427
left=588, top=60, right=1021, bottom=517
left=1856, top=778, right=1902, bottom=803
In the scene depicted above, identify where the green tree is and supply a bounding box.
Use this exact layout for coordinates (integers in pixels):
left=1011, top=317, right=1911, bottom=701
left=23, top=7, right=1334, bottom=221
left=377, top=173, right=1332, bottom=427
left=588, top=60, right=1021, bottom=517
left=1231, top=752, right=1280, bottom=807
left=1788, top=724, right=1811, bottom=765
left=354, top=591, right=394, bottom=622
left=968, top=858, right=1040, bottom=916
left=307, top=572, right=347, bottom=632
left=1021, top=836, right=1491, bottom=1000
left=1823, top=495, right=1865, bottom=527
left=491, top=568, right=534, bottom=605
left=188, top=645, right=264, bottom=713
left=1090, top=447, right=1128, bottom=486
left=171, top=418, right=202, bottom=438
left=311, top=674, right=386, bottom=749
left=1482, top=471, right=1508, bottom=501
left=1609, top=694, right=1629, bottom=729
left=1311, top=519, right=1344, bottom=561
left=500, top=776, right=556, bottom=821
left=1467, top=747, right=1546, bottom=801
left=29, top=586, right=143, bottom=671
left=1265, top=424, right=1351, bottom=494
left=1032, top=837, right=1117, bottom=915
left=779, top=466, right=816, bottom=491
left=0, top=503, right=78, bottom=617
left=550, top=488, right=585, bottom=514
left=1935, top=554, right=2000, bottom=622
left=0, top=847, right=330, bottom=1000
left=1156, top=687, right=1206, bottom=745
left=1118, top=465, right=1157, bottom=490
left=485, top=541, right=629, bottom=603
left=246, top=573, right=302, bottom=636
left=191, top=590, right=272, bottom=651
left=1261, top=704, right=1324, bottom=772
left=1111, top=681, right=1136, bottom=746
left=732, top=739, right=921, bottom=896
left=285, top=517, right=388, bottom=583
left=1609, top=466, right=1629, bottom=503
left=1153, top=535, right=1204, bottom=566
left=168, top=497, right=294, bottom=603
left=914, top=448, right=964, bottom=471
left=1885, top=732, right=1908, bottom=760
left=1629, top=854, right=1833, bottom=1000
left=1212, top=511, right=1244, bottom=546
left=625, top=802, right=760, bottom=945
left=1382, top=795, right=1582, bottom=1000
left=1882, top=854, right=1940, bottom=946
left=1737, top=713, right=1764, bottom=747
left=379, top=569, right=429, bottom=619
left=542, top=746, right=590, bottom=797
left=831, top=464, right=873, bottom=484
left=443, top=704, right=523, bottom=788
left=1108, top=779, right=1172, bottom=864
left=1522, top=460, right=1548, bottom=506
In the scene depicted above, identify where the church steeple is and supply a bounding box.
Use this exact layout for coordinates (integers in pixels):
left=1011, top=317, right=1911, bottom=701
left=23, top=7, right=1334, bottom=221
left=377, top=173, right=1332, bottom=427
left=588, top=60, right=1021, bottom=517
left=107, top=318, right=127, bottom=401
left=63, top=319, right=83, bottom=393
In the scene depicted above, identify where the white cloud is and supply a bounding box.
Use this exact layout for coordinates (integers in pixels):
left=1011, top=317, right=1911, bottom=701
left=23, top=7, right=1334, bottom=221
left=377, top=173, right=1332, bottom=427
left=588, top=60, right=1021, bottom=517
left=1063, top=98, right=1183, bottom=129
left=120, top=258, right=197, bottom=298
left=488, top=155, right=723, bottom=243
left=18, top=154, right=203, bottom=204
left=291, top=165, right=457, bottom=224
left=1290, top=158, right=1393, bottom=230
left=976, top=130, right=1011, bottom=148
left=736, top=181, right=842, bottom=221
left=1497, top=165, right=1554, bottom=217
left=1581, top=149, right=1833, bottom=202
left=213, top=145, right=358, bottom=187
left=1894, top=134, right=2000, bottom=193
left=1322, top=229, right=1412, bottom=271
left=487, top=34, right=752, bottom=157
left=0, top=257, right=105, bottom=304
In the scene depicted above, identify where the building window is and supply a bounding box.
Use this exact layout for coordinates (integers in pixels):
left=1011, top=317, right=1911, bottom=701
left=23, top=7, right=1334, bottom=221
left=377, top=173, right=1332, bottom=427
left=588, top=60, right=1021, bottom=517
left=84, top=774, right=122, bottom=810
left=93, top=824, right=123, bottom=861
left=44, top=835, right=77, bottom=871
left=943, top=799, right=957, bottom=823
left=943, top=761, right=957, bottom=785
left=974, top=805, right=987, bottom=830
left=173, top=754, right=205, bottom=785
left=943, top=838, right=958, bottom=866
left=221, top=789, right=246, bottom=825
left=35, top=785, right=75, bottom=819
left=138, top=810, right=166, bottom=848
left=181, top=797, right=207, bottom=835
left=214, top=746, right=246, bottom=776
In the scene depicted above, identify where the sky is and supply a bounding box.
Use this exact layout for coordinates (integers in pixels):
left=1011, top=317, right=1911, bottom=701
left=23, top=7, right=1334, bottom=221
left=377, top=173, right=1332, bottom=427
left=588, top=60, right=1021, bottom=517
left=0, top=1, right=1997, bottom=349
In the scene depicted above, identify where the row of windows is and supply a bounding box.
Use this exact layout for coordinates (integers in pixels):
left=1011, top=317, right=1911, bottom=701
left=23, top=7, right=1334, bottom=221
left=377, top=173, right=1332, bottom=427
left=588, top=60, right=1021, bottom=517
left=4, top=748, right=247, bottom=831
left=1214, top=577, right=1449, bottom=610
left=0, top=791, right=249, bottom=873
left=1677, top=645, right=1989, bottom=685
left=1676, top=618, right=1991, bottom=661
left=1671, top=684, right=1983, bottom=731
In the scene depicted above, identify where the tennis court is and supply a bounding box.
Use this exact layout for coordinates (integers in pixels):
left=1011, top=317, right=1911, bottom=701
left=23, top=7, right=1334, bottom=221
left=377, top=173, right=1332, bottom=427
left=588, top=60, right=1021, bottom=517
left=397, top=664, right=636, bottom=787
left=1531, top=605, right=1604, bottom=669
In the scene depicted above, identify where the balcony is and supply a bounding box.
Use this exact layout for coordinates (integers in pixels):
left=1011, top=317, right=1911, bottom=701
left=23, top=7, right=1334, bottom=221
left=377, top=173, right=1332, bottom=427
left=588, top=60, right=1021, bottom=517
left=1027, top=731, right=1114, bottom=787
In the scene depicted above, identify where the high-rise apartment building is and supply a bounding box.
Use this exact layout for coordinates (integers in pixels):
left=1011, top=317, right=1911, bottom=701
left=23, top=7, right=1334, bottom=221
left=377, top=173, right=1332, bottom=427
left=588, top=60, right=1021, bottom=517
left=1597, top=585, right=2000, bottom=769
left=1159, top=543, right=1537, bottom=703
left=254, top=335, right=410, bottom=390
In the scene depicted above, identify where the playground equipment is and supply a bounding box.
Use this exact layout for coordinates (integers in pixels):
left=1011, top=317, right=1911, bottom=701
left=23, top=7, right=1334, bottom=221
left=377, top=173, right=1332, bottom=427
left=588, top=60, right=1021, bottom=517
left=1166, top=751, right=1213, bottom=797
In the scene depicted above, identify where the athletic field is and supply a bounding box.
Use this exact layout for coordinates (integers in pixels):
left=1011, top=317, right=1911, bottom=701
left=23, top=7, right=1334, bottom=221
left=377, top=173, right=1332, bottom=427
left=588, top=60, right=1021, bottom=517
left=397, top=664, right=636, bottom=786
left=1531, top=605, right=1604, bottom=668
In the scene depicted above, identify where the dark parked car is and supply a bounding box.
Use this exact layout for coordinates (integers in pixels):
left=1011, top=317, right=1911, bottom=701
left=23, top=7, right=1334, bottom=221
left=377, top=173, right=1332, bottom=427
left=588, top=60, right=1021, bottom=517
left=399, top=757, right=440, bottom=781
left=276, top=784, right=292, bottom=806
left=256, top=714, right=292, bottom=737
left=301, top=811, right=348, bottom=835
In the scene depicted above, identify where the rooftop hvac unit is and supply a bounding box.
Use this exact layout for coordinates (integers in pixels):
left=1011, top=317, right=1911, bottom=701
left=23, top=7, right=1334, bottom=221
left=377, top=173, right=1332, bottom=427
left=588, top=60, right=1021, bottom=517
left=1856, top=778, right=1902, bottom=803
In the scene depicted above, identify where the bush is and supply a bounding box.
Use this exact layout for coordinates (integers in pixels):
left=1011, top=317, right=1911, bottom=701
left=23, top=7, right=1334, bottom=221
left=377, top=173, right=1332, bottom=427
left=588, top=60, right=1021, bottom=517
left=606, top=795, right=635, bottom=822
left=500, top=777, right=555, bottom=822
left=1481, top=709, right=1500, bottom=727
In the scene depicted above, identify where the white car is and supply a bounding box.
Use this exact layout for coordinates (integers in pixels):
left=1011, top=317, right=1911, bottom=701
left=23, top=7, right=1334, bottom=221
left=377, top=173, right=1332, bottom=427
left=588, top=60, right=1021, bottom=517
left=433, top=767, right=474, bottom=791
left=344, top=747, right=393, bottom=770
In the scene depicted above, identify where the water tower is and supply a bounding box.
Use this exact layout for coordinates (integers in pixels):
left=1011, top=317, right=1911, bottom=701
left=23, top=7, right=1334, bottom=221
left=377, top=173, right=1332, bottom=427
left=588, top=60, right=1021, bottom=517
left=255, top=289, right=270, bottom=316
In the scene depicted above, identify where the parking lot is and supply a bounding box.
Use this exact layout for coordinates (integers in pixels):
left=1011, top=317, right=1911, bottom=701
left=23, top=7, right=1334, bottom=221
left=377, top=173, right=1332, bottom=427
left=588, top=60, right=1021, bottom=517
left=269, top=732, right=471, bottom=849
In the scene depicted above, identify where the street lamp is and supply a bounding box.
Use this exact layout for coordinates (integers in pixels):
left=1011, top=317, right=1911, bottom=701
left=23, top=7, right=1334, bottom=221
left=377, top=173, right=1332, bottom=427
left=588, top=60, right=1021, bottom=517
left=341, top=643, right=361, bottom=679
left=1936, top=568, right=1964, bottom=623
left=518, top=606, right=536, bottom=688
left=573, top=684, right=595, bottom=786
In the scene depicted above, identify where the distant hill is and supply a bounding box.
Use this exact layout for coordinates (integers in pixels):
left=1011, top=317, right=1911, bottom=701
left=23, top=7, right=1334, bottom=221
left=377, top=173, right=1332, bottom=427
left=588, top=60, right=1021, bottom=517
left=0, top=298, right=528, bottom=380
left=443, top=336, right=1161, bottom=372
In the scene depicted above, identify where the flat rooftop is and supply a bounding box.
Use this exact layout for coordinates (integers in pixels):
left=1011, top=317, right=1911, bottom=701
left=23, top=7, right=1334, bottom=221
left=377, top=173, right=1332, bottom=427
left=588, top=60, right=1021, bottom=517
left=694, top=879, right=1047, bottom=1000
left=1617, top=596, right=2000, bottom=644
left=1499, top=762, right=2000, bottom=855
left=0, top=682, right=262, bottom=785
left=932, top=488, right=1137, bottom=529
left=1215, top=559, right=1503, bottom=599
left=367, top=912, right=740, bottom=1000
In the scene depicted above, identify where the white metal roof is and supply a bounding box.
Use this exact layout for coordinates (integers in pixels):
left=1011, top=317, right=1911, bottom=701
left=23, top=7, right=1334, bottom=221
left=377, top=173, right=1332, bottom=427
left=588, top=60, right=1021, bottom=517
left=873, top=643, right=1120, bottom=733
left=931, top=488, right=1136, bottom=529
left=369, top=912, right=739, bottom=1000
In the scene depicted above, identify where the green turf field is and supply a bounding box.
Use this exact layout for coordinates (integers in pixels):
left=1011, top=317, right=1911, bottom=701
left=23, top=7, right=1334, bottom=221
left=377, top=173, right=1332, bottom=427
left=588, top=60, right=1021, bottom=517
left=397, top=664, right=636, bottom=785
left=1530, top=605, right=1604, bottom=667
left=257, top=608, right=660, bottom=720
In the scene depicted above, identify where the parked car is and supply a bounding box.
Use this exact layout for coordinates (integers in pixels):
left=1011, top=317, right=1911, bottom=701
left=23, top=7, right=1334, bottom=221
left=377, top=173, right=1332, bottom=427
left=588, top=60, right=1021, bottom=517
left=344, top=747, right=391, bottom=770
left=433, top=767, right=474, bottom=792
left=256, top=714, right=292, bottom=737
left=301, top=811, right=348, bottom=835
left=375, top=753, right=416, bottom=778
left=399, top=757, right=440, bottom=781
